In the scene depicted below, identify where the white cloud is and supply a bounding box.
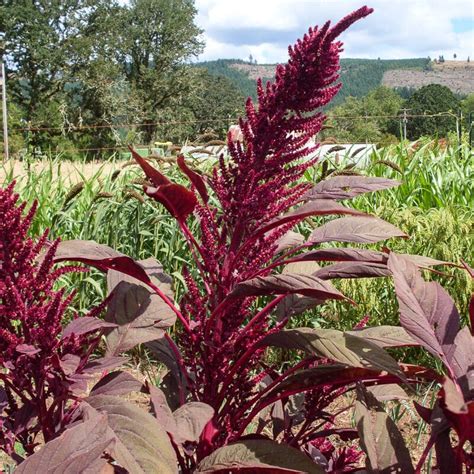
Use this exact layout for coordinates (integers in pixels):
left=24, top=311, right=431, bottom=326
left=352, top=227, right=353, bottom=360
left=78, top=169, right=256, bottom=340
left=195, top=0, right=474, bottom=62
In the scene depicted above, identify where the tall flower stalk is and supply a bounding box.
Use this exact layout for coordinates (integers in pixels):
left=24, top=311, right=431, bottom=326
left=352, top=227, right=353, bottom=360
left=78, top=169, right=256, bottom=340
left=0, top=183, right=113, bottom=461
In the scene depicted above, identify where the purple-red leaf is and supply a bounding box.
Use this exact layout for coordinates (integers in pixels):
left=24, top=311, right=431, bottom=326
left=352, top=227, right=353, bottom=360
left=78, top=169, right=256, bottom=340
left=260, top=328, right=405, bottom=379
left=274, top=231, right=305, bottom=254
left=15, top=344, right=40, bottom=356
left=388, top=253, right=461, bottom=378
left=173, top=402, right=215, bottom=443
left=347, top=326, right=417, bottom=348
left=305, top=176, right=400, bottom=201
left=313, top=261, right=390, bottom=280
left=309, top=216, right=407, bottom=244
left=145, top=183, right=198, bottom=222
left=62, top=317, right=117, bottom=339
left=440, top=377, right=474, bottom=444
left=229, top=273, right=347, bottom=302
left=59, top=354, right=81, bottom=375
left=105, top=257, right=175, bottom=355
left=147, top=382, right=178, bottom=435
left=263, top=365, right=389, bottom=403
left=87, top=395, right=178, bottom=473
left=256, top=200, right=366, bottom=238
left=14, top=415, right=114, bottom=474
left=54, top=240, right=154, bottom=288
left=196, top=440, right=323, bottom=473
left=355, top=384, right=414, bottom=473
left=82, top=356, right=128, bottom=375
left=177, top=155, right=209, bottom=204
left=90, top=371, right=143, bottom=396
left=292, top=247, right=386, bottom=264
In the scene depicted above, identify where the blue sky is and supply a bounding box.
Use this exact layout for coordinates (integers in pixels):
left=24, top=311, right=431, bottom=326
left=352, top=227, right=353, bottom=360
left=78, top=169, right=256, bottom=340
left=195, top=0, right=474, bottom=63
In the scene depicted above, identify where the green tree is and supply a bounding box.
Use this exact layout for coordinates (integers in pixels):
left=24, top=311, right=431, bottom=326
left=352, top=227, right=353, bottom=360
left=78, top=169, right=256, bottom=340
left=112, top=0, right=204, bottom=142
left=461, top=93, right=474, bottom=134
left=1, top=1, right=107, bottom=123
left=405, top=84, right=460, bottom=139
left=324, top=86, right=404, bottom=142
left=1, top=0, right=113, bottom=153
left=185, top=69, right=245, bottom=139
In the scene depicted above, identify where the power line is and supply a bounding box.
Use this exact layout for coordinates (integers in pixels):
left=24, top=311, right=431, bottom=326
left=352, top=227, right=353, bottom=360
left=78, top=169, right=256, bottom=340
left=6, top=112, right=457, bottom=133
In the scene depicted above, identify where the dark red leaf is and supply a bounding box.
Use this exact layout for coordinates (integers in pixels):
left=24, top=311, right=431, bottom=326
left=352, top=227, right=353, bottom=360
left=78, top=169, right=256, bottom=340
left=145, top=183, right=198, bottom=222
left=388, top=253, right=461, bottom=377
left=177, top=155, right=209, bottom=203
left=313, top=262, right=390, bottom=280
left=86, top=395, right=178, bottom=472
left=355, top=384, right=414, bottom=473
left=260, top=328, right=405, bottom=379
left=274, top=231, right=305, bottom=254
left=129, top=146, right=170, bottom=186
left=105, top=258, right=176, bottom=356
left=59, top=354, right=81, bottom=375
left=13, top=402, right=37, bottom=434
left=146, top=382, right=177, bottom=434
left=14, top=415, right=114, bottom=474
left=256, top=200, right=366, bottom=238
left=62, top=317, right=117, bottom=339
left=91, top=371, right=143, bottom=396
left=440, top=377, right=474, bottom=444
left=196, top=440, right=323, bottom=473
left=292, top=247, right=386, bottom=264
left=347, top=326, right=417, bottom=348
left=229, top=273, right=347, bottom=302
left=82, top=356, right=128, bottom=375
left=15, top=344, right=40, bottom=356
left=173, top=402, right=214, bottom=443
left=54, top=240, right=154, bottom=288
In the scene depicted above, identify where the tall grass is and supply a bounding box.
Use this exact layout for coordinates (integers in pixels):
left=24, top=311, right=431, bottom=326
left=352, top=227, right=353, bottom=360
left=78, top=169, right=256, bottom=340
left=2, top=143, right=472, bottom=324
left=1, top=156, right=210, bottom=313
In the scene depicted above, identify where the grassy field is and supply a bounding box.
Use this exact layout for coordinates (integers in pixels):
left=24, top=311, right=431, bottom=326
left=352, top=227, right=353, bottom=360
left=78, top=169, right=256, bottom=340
left=1, top=141, right=472, bottom=325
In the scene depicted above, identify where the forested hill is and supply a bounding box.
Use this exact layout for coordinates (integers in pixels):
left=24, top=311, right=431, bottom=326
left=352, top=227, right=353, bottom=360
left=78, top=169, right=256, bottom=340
left=196, top=58, right=432, bottom=106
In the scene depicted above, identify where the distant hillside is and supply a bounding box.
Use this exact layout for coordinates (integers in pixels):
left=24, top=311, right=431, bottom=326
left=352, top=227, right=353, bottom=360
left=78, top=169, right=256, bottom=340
left=382, top=61, right=474, bottom=96
left=196, top=57, right=473, bottom=107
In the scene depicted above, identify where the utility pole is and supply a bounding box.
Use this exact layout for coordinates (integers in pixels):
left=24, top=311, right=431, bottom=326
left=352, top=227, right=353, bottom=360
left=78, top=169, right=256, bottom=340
left=400, top=108, right=412, bottom=142
left=1, top=61, right=9, bottom=161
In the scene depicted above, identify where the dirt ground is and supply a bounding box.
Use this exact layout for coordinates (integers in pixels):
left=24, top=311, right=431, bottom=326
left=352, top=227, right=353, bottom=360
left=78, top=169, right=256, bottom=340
left=0, top=159, right=121, bottom=186
left=382, top=60, right=474, bottom=95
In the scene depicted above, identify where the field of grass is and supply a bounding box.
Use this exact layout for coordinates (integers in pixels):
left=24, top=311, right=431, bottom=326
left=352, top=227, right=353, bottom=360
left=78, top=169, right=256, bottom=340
left=1, top=141, right=472, bottom=327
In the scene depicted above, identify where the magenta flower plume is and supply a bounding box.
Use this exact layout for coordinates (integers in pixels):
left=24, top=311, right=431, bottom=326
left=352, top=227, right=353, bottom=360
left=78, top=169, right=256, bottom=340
left=131, top=6, right=378, bottom=462
left=0, top=183, right=104, bottom=458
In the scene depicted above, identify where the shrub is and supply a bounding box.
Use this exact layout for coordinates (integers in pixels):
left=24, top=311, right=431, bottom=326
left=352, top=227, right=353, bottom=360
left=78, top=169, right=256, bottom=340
left=0, top=183, right=121, bottom=462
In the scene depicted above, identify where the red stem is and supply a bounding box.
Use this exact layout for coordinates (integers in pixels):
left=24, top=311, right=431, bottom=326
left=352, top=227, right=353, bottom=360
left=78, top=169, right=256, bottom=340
left=148, top=281, right=192, bottom=334
left=164, top=332, right=195, bottom=402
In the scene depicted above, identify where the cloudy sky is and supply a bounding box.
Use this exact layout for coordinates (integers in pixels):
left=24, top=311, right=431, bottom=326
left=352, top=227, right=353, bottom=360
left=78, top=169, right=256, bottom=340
left=195, top=0, right=474, bottom=63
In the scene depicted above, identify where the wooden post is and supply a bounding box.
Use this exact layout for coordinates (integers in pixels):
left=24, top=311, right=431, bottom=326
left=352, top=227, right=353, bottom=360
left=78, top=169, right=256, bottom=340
left=1, top=62, right=9, bottom=161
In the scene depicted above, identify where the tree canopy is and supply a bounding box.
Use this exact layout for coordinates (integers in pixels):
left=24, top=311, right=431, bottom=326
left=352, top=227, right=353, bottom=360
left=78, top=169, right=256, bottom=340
left=2, top=0, right=206, bottom=154
left=405, top=84, right=460, bottom=139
